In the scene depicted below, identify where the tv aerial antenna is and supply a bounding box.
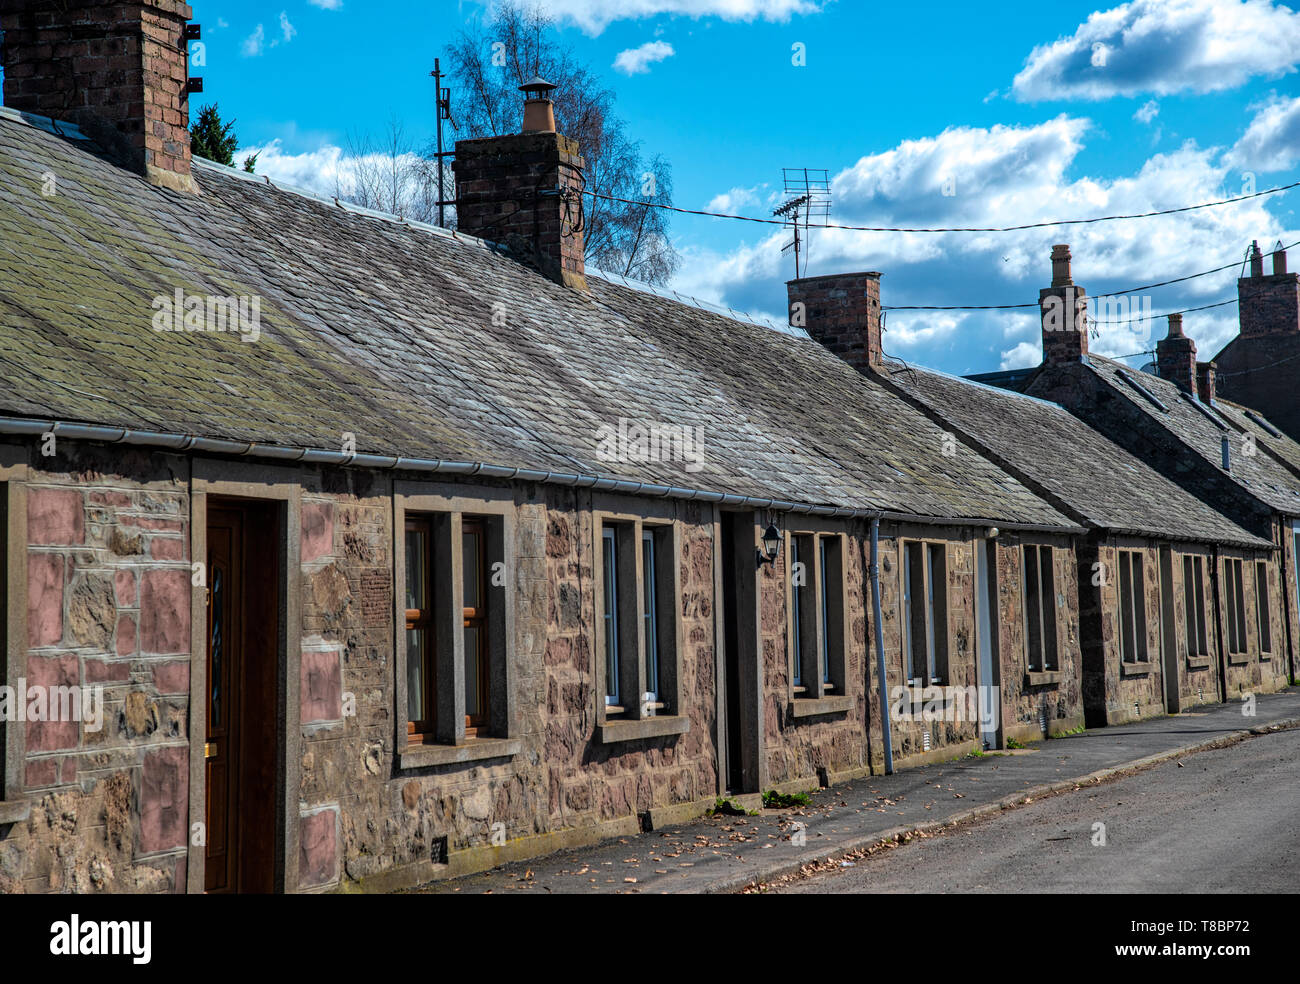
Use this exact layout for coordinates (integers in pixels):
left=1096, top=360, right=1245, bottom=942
left=430, top=57, right=458, bottom=227
left=774, top=168, right=831, bottom=279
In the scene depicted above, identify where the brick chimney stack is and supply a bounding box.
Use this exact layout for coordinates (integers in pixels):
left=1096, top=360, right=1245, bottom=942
left=1196, top=361, right=1217, bottom=404
left=0, top=0, right=199, bottom=194
left=452, top=78, right=586, bottom=290
left=1039, top=244, right=1089, bottom=364
left=1155, top=313, right=1197, bottom=393
left=788, top=272, right=884, bottom=373
left=1238, top=242, right=1299, bottom=338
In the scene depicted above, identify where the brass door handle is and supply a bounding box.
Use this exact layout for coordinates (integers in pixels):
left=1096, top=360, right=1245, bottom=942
left=204, top=742, right=217, bottom=760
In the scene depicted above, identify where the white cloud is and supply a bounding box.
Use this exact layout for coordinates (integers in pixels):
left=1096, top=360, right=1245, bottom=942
left=216, top=17, right=230, bottom=29
left=1012, top=0, right=1300, bottom=102
left=706, top=185, right=763, bottom=212
left=481, top=0, right=820, bottom=35
left=670, top=114, right=1297, bottom=372
left=1134, top=100, right=1159, bottom=124
left=1000, top=341, right=1041, bottom=370
left=309, top=0, right=343, bottom=8
left=279, top=11, right=297, bottom=43
left=613, top=40, right=676, bottom=74
left=1225, top=94, right=1300, bottom=172
left=241, top=24, right=265, bottom=57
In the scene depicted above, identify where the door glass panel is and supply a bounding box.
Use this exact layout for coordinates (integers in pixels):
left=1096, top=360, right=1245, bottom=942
left=210, top=565, right=224, bottom=728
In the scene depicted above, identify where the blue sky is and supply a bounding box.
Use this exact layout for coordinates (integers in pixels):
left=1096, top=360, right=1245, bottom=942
left=191, top=0, right=1299, bottom=375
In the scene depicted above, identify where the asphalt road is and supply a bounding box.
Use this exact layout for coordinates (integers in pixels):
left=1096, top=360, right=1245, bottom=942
left=773, top=728, right=1300, bottom=893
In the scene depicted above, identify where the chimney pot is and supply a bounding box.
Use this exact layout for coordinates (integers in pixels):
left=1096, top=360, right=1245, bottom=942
left=1155, top=314, right=1197, bottom=392
left=1250, top=241, right=1264, bottom=278
left=1040, top=244, right=1088, bottom=365
left=1273, top=248, right=1288, bottom=276
left=519, top=76, right=558, bottom=134
left=1166, top=312, right=1184, bottom=337
left=1050, top=244, right=1073, bottom=287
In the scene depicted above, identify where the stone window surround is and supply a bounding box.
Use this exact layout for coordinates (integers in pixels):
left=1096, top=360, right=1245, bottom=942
left=782, top=520, right=853, bottom=718
left=1222, top=556, right=1249, bottom=658
left=1254, top=558, right=1273, bottom=659
left=393, top=481, right=519, bottom=769
left=1114, top=547, right=1150, bottom=666
left=1021, top=542, right=1061, bottom=680
left=1181, top=551, right=1211, bottom=666
left=186, top=459, right=303, bottom=894
left=1, top=444, right=31, bottom=820
left=899, top=537, right=951, bottom=689
left=592, top=495, right=688, bottom=744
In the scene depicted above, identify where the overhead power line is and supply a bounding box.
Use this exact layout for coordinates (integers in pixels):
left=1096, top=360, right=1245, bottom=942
left=883, top=240, right=1300, bottom=313
left=583, top=181, right=1299, bottom=235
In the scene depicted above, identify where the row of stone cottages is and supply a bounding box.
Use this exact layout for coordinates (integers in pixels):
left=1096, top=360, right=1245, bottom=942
left=0, top=0, right=1296, bottom=894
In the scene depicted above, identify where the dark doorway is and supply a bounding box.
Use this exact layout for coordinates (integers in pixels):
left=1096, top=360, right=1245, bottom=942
left=205, top=499, right=280, bottom=894
left=719, top=512, right=759, bottom=794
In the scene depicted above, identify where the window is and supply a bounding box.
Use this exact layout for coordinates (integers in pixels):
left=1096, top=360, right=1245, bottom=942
left=1255, top=561, right=1272, bottom=656
left=1182, top=555, right=1208, bottom=657
left=406, top=517, right=434, bottom=733
left=402, top=506, right=509, bottom=745
left=598, top=519, right=678, bottom=719
left=602, top=528, right=620, bottom=706
left=1223, top=558, right=1247, bottom=655
left=789, top=531, right=847, bottom=699
left=903, top=541, right=948, bottom=685
left=1023, top=544, right=1058, bottom=672
left=462, top=519, right=488, bottom=733
left=1116, top=550, right=1147, bottom=664
left=642, top=531, right=660, bottom=701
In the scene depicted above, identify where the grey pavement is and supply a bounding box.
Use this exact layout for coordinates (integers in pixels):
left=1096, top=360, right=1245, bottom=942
left=774, top=726, right=1300, bottom=893
left=414, top=688, right=1300, bottom=894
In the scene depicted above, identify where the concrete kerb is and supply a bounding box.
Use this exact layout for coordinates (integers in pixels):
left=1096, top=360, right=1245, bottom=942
left=710, top=715, right=1300, bottom=895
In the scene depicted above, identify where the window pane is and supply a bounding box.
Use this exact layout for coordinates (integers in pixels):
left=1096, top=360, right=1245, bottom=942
left=820, top=538, right=830, bottom=684
left=405, top=527, right=425, bottom=611
left=1118, top=553, right=1134, bottom=662
left=1132, top=553, right=1147, bottom=660
left=1193, top=558, right=1206, bottom=654
left=407, top=627, right=425, bottom=722
left=1039, top=546, right=1057, bottom=670
left=1025, top=546, right=1042, bottom=671
left=901, top=546, right=913, bottom=681
left=464, top=625, right=481, bottom=720
left=925, top=545, right=938, bottom=682
left=462, top=529, right=479, bottom=610
left=1182, top=556, right=1196, bottom=656
left=1256, top=561, right=1271, bottom=653
left=603, top=530, right=619, bottom=702
left=791, top=537, right=802, bottom=686
left=643, top=532, right=658, bottom=698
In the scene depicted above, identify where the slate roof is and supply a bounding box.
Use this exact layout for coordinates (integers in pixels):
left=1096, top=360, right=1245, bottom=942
left=0, top=108, right=1072, bottom=528
left=1215, top=397, right=1300, bottom=485
left=1080, top=356, right=1300, bottom=518
left=881, top=362, right=1271, bottom=549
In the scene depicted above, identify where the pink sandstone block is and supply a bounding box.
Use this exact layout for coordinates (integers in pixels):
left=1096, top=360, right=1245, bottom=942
left=139, top=745, right=188, bottom=854
left=25, top=758, right=57, bottom=787
left=27, top=553, right=64, bottom=647
left=301, top=502, right=333, bottom=564
left=85, top=658, right=132, bottom=684
left=114, top=568, right=137, bottom=607
left=300, top=649, right=342, bottom=724
left=298, top=807, right=338, bottom=888
left=27, top=488, right=84, bottom=545
left=115, top=614, right=137, bottom=657
left=150, top=537, right=185, bottom=561
left=139, top=569, right=189, bottom=654
left=24, top=653, right=79, bottom=752
left=151, top=659, right=189, bottom=695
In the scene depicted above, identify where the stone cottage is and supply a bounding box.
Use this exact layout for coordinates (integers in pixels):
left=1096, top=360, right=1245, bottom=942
left=0, top=0, right=1096, bottom=893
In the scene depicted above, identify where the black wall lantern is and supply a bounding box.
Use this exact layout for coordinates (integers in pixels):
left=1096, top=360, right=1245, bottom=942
left=757, top=522, right=782, bottom=569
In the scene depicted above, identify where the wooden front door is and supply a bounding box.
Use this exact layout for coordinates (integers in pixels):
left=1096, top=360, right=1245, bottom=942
left=205, top=500, right=279, bottom=893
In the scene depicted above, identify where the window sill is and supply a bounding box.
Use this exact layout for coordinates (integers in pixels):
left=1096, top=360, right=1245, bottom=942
left=399, top=736, right=521, bottom=770
left=597, top=715, right=690, bottom=744
left=1259, top=652, right=1272, bottom=662
left=0, top=800, right=31, bottom=825
left=1227, top=652, right=1250, bottom=666
left=1186, top=655, right=1212, bottom=670
left=901, top=684, right=954, bottom=706
left=1024, top=670, right=1061, bottom=687
left=788, top=694, right=854, bottom=718
left=1120, top=660, right=1153, bottom=677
